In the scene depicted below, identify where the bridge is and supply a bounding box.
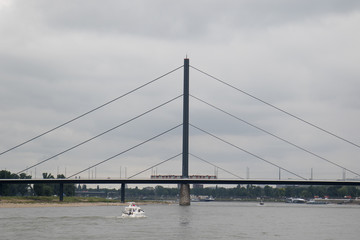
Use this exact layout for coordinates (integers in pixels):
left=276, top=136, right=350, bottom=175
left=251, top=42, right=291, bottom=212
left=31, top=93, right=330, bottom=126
left=1, top=58, right=360, bottom=205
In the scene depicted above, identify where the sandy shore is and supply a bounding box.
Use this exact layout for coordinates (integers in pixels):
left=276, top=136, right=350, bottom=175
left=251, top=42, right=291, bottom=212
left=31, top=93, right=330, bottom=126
left=0, top=202, right=128, bottom=208
left=0, top=199, right=176, bottom=208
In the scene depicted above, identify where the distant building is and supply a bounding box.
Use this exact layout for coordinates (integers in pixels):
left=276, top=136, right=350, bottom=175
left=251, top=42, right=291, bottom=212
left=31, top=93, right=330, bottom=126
left=75, top=190, right=106, bottom=198
left=193, top=184, right=204, bottom=189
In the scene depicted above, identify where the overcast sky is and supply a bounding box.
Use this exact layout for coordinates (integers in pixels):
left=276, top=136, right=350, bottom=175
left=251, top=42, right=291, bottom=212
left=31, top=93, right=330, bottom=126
left=1, top=0, right=360, bottom=182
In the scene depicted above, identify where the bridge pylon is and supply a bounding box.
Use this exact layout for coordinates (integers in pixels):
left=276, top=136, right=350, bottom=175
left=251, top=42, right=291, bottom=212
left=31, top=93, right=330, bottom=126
left=180, top=57, right=191, bottom=206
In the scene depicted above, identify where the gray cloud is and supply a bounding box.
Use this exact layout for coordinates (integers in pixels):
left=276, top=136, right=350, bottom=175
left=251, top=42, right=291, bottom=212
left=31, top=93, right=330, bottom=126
left=1, top=0, right=360, bottom=181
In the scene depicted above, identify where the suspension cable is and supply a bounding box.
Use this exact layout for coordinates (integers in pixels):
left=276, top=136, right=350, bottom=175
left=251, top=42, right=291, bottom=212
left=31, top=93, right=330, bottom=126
left=189, top=153, right=243, bottom=179
left=127, top=153, right=182, bottom=179
left=67, top=123, right=182, bottom=178
left=1, top=65, right=183, bottom=157
left=191, top=95, right=360, bottom=177
left=190, top=124, right=307, bottom=180
left=16, top=95, right=183, bottom=175
left=190, top=65, right=360, bottom=149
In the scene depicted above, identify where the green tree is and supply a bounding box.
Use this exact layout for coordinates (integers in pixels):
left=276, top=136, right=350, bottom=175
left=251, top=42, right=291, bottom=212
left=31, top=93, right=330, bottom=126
left=327, top=186, right=341, bottom=198
left=300, top=189, right=312, bottom=198
left=33, top=172, right=55, bottom=196
left=264, top=185, right=273, bottom=197
left=0, top=170, right=31, bottom=196
left=56, top=174, right=75, bottom=196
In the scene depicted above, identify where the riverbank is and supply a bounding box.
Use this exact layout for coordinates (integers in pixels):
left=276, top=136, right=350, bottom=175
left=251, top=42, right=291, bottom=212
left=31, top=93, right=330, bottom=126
left=2, top=196, right=359, bottom=208
left=0, top=202, right=126, bottom=208
left=0, top=196, right=174, bottom=208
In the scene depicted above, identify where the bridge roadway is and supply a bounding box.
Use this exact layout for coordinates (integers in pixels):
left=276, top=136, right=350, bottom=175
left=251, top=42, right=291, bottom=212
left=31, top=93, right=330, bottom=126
left=1, top=178, right=360, bottom=186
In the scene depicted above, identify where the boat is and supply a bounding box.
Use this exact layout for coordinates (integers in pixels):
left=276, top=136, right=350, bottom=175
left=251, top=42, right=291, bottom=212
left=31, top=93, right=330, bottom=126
left=285, top=198, right=307, bottom=203
left=190, top=195, right=200, bottom=202
left=121, top=202, right=146, bottom=218
left=307, top=199, right=328, bottom=205
left=200, top=196, right=215, bottom=202
left=191, top=195, right=215, bottom=202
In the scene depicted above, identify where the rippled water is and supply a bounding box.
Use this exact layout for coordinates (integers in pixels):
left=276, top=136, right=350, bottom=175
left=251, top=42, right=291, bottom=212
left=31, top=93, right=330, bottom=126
left=1, top=202, right=359, bottom=240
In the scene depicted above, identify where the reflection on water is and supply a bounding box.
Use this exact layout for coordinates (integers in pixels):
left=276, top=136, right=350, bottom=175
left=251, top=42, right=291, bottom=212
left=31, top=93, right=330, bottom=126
left=1, top=202, right=359, bottom=240
left=178, top=205, right=192, bottom=226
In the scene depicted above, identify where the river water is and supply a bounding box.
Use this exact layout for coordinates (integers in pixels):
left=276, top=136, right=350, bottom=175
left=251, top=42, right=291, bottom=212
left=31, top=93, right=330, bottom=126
left=1, top=201, right=359, bottom=240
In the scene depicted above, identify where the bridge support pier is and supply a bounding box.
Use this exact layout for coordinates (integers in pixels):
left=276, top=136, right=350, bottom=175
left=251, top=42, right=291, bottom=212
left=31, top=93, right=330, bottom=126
left=59, top=183, right=64, bottom=202
left=121, top=183, right=125, bottom=203
left=179, top=183, right=190, bottom=206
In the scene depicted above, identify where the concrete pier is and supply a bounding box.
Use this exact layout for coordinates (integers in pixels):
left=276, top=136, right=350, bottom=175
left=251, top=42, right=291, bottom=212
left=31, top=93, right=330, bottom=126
left=59, top=183, right=64, bottom=201
left=179, top=183, right=190, bottom=206
left=121, top=183, right=125, bottom=203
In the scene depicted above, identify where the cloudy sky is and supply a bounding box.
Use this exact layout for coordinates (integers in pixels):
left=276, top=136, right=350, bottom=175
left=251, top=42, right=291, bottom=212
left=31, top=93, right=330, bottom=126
left=1, top=0, right=360, bottom=183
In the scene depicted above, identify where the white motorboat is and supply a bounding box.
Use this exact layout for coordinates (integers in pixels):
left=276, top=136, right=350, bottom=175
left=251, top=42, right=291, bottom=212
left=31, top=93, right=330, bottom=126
left=285, top=198, right=307, bottom=203
left=306, top=199, right=328, bottom=205
left=191, top=195, right=215, bottom=202
left=121, top=202, right=146, bottom=218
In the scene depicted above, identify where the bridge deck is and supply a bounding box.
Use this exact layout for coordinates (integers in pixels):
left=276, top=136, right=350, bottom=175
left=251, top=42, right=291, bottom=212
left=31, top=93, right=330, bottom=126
left=1, top=178, right=359, bottom=186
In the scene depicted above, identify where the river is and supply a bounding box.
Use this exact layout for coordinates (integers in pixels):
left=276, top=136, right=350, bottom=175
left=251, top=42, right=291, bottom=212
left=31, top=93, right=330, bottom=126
left=1, top=201, right=359, bottom=240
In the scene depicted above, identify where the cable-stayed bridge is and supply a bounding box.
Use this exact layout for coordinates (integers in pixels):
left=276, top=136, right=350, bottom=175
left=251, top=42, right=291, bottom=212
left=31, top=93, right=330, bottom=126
left=1, top=58, right=360, bottom=204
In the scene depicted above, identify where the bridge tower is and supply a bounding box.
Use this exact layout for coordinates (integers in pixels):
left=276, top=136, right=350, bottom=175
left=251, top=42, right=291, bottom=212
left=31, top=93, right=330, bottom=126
left=179, top=58, right=191, bottom=205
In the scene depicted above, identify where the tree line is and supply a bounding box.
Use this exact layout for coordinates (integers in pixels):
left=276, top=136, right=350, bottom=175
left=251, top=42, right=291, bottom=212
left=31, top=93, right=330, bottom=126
left=0, top=170, right=75, bottom=197
left=190, top=184, right=359, bottom=199
left=94, top=184, right=360, bottom=200
left=0, top=170, right=31, bottom=196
